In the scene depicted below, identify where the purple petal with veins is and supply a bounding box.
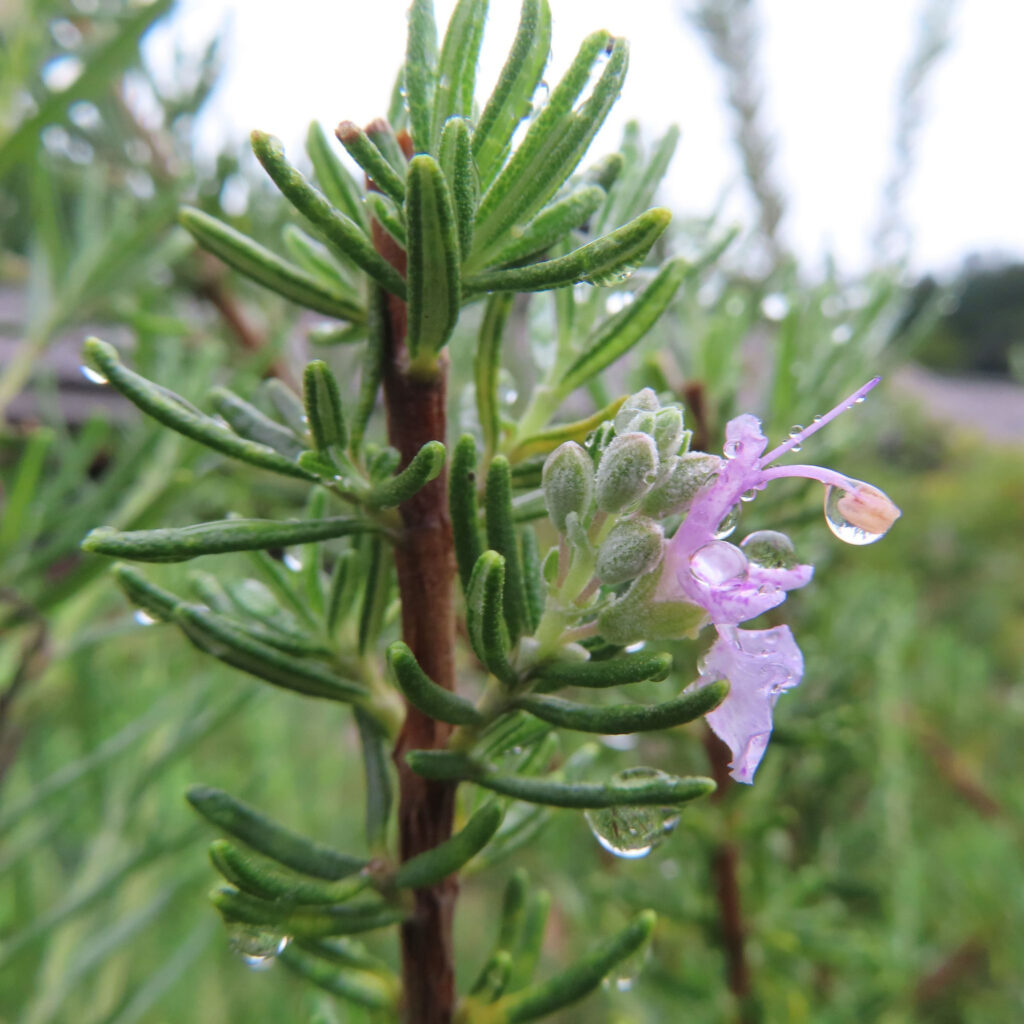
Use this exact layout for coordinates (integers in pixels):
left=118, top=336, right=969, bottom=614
left=690, top=624, right=804, bottom=783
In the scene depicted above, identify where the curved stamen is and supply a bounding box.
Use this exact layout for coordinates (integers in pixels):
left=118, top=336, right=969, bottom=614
left=757, top=464, right=854, bottom=490
left=759, top=377, right=881, bottom=466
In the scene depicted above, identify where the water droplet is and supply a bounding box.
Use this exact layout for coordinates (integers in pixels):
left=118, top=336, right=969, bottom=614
left=624, top=640, right=646, bottom=653
left=722, top=440, right=740, bottom=460
left=740, top=529, right=797, bottom=569
left=812, top=414, right=823, bottom=423
left=227, top=924, right=290, bottom=970
left=712, top=505, right=739, bottom=539
left=760, top=293, right=789, bottom=321
left=854, top=394, right=866, bottom=404
left=689, top=541, right=748, bottom=586
left=586, top=262, right=638, bottom=287
left=824, top=484, right=890, bottom=545
left=604, top=291, right=634, bottom=315
left=789, top=425, right=804, bottom=438
left=740, top=488, right=757, bottom=503
left=80, top=365, right=107, bottom=385
left=282, top=553, right=302, bottom=572
left=585, top=767, right=681, bottom=859
left=133, top=609, right=157, bottom=626
left=600, top=733, right=638, bottom=751
left=790, top=442, right=803, bottom=452
left=831, top=324, right=852, bottom=344
left=761, top=662, right=794, bottom=695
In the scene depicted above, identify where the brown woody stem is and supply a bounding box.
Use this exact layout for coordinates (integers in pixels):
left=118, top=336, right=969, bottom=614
left=371, top=125, right=459, bottom=1024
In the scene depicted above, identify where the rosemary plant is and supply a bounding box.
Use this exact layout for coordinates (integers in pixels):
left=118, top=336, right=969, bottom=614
left=80, top=2, right=900, bottom=1021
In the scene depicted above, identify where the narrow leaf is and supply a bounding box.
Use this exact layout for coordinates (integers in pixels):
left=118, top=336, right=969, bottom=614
left=463, top=207, right=670, bottom=296
left=306, top=121, right=369, bottom=230
left=393, top=803, right=502, bottom=889
left=364, top=440, right=446, bottom=509
left=473, top=0, right=552, bottom=188
left=304, top=360, right=348, bottom=453
left=509, top=395, right=626, bottom=461
left=251, top=131, right=407, bottom=299
left=351, top=285, right=387, bottom=453
left=475, top=292, right=514, bottom=459
left=449, top=434, right=483, bottom=593
left=405, top=0, right=438, bottom=154
left=112, top=563, right=178, bottom=621
left=354, top=708, right=393, bottom=849
left=533, top=650, right=672, bottom=689
left=466, top=551, right=516, bottom=685
left=486, top=456, right=529, bottom=642
left=210, top=386, right=306, bottom=460
left=519, top=526, right=544, bottom=634
left=432, top=0, right=489, bottom=143
left=335, top=120, right=407, bottom=204
left=366, top=193, right=407, bottom=247
left=438, top=116, right=478, bottom=257
left=187, top=786, right=367, bottom=880
left=83, top=515, right=377, bottom=563
left=279, top=945, right=398, bottom=1010
left=406, top=154, right=460, bottom=365
left=388, top=641, right=483, bottom=726
left=179, top=207, right=363, bottom=321
left=83, top=338, right=318, bottom=481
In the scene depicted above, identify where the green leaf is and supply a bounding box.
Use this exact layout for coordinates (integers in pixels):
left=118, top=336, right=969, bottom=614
left=449, top=434, right=484, bottom=593
left=406, top=155, right=461, bottom=366
left=111, top=563, right=179, bottom=622
left=509, top=395, right=626, bottom=462
left=354, top=708, right=393, bottom=849
left=187, top=786, right=367, bottom=880
left=533, top=650, right=673, bottom=690
left=306, top=121, right=369, bottom=231
left=279, top=945, right=398, bottom=1010
left=335, top=120, right=407, bottom=204
left=507, top=889, right=551, bottom=991
left=497, top=911, right=656, bottom=1021
left=394, top=803, right=502, bottom=888
left=364, top=440, right=446, bottom=508
left=514, top=680, right=729, bottom=733
left=406, top=751, right=716, bottom=807
left=485, top=457, right=530, bottom=642
left=405, top=0, right=438, bottom=153
left=173, top=604, right=368, bottom=702
left=475, top=292, right=514, bottom=460
left=473, top=0, right=552, bottom=189
left=210, top=386, right=306, bottom=460
left=519, top=527, right=544, bottom=634
left=351, top=285, right=387, bottom=454
left=432, top=0, right=489, bottom=145
left=558, top=256, right=689, bottom=396
left=470, top=950, right=514, bottom=1003
left=178, top=207, right=363, bottom=321
left=483, top=184, right=606, bottom=270
left=212, top=888, right=406, bottom=938
left=357, top=537, right=392, bottom=655
left=466, top=551, right=516, bottom=686
left=282, top=224, right=358, bottom=293
left=304, top=360, right=348, bottom=454
left=366, top=192, right=407, bottom=247
left=83, top=515, right=377, bottom=563
left=209, top=841, right=369, bottom=904
left=388, top=641, right=484, bottom=726
left=83, top=338, right=318, bottom=481
left=251, top=131, right=407, bottom=299
left=438, top=117, right=479, bottom=257
left=471, top=32, right=627, bottom=265
left=464, top=207, right=669, bottom=296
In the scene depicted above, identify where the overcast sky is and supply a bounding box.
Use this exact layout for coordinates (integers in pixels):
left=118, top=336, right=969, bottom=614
left=147, top=0, right=1023, bottom=276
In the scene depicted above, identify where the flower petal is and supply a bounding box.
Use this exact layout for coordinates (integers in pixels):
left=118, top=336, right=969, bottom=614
left=690, top=625, right=804, bottom=783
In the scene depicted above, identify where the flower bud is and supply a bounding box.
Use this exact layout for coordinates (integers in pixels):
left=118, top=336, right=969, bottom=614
left=594, top=432, right=659, bottom=513
left=595, top=517, right=665, bottom=585
left=613, top=388, right=660, bottom=434
left=641, top=452, right=722, bottom=518
left=653, top=407, right=685, bottom=458
left=542, top=441, right=594, bottom=533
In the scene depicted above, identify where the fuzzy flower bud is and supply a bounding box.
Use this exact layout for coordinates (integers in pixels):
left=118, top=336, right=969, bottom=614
left=652, top=407, right=685, bottom=458
left=595, top=517, right=665, bottom=585
left=613, top=388, right=660, bottom=434
left=542, top=442, right=594, bottom=533
left=594, top=432, right=659, bottom=513
left=641, top=452, right=722, bottom=518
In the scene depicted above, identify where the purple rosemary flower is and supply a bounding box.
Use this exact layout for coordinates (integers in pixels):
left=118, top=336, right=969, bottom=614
left=660, top=377, right=901, bottom=783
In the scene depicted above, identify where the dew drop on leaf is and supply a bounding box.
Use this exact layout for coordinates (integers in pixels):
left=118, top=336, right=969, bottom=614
left=584, top=767, right=681, bottom=859
left=133, top=609, right=157, bottom=626
left=227, top=924, right=290, bottom=971
left=80, top=365, right=107, bottom=385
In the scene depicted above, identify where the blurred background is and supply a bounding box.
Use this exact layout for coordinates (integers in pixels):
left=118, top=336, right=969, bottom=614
left=1, top=1, right=1022, bottom=1022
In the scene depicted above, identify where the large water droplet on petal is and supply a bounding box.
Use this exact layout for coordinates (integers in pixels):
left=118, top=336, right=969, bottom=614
left=227, top=924, right=290, bottom=970
left=824, top=482, right=900, bottom=545
left=740, top=529, right=797, bottom=569
left=689, top=541, right=748, bottom=585
left=584, top=767, right=681, bottom=859
left=713, top=505, right=739, bottom=539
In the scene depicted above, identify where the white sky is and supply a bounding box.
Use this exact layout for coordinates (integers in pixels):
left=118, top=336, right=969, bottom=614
left=147, top=0, right=1024, bottom=276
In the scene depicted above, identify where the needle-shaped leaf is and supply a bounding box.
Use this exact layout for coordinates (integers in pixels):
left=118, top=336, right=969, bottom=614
left=463, top=207, right=669, bottom=296
left=486, top=456, right=530, bottom=642
left=393, top=803, right=502, bottom=889
left=173, top=604, right=367, bottom=702
left=388, top=641, right=484, bottom=726
left=83, top=338, right=318, bottom=481
left=278, top=945, right=398, bottom=1010
left=466, top=551, right=516, bottom=685
left=354, top=708, right=393, bottom=849
left=112, top=563, right=179, bottom=621
left=509, top=395, right=626, bottom=462
left=473, top=0, right=552, bottom=189
left=210, top=386, right=306, bottom=460
left=366, top=193, right=407, bottom=247
left=335, top=121, right=407, bottom=204
left=187, top=786, right=367, bottom=880
left=475, top=292, right=514, bottom=460
left=304, top=360, right=348, bottom=454
left=449, top=434, right=483, bottom=593
left=432, top=0, right=489, bottom=145
left=557, top=255, right=689, bottom=396
left=437, top=117, right=478, bottom=257
left=83, top=515, right=377, bottom=563
left=405, top=0, right=438, bottom=154
left=251, top=131, right=407, bottom=299
left=532, top=650, right=673, bottom=690
left=514, top=680, right=729, bottom=733
left=282, top=224, right=358, bottom=293
left=351, top=285, right=387, bottom=454
left=405, top=155, right=460, bottom=367
left=306, top=121, right=369, bottom=231
left=364, top=440, right=446, bottom=509
left=179, top=207, right=363, bottom=321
